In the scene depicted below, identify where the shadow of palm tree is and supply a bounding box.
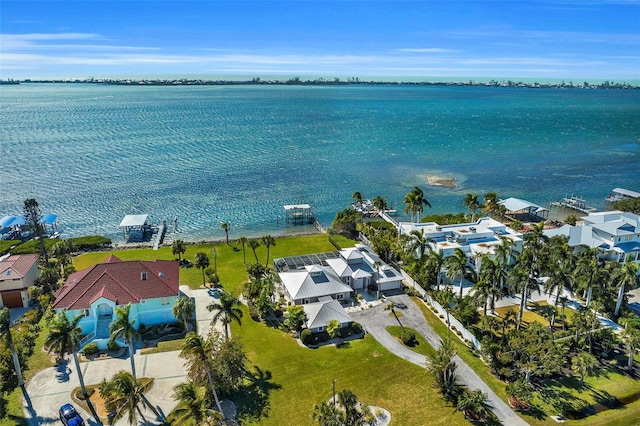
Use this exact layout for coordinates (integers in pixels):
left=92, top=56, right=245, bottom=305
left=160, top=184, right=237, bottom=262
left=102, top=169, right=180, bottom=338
left=232, top=366, right=281, bottom=422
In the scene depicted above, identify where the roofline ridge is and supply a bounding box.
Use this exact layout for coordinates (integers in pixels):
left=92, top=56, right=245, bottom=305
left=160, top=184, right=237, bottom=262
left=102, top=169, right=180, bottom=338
left=64, top=268, right=110, bottom=309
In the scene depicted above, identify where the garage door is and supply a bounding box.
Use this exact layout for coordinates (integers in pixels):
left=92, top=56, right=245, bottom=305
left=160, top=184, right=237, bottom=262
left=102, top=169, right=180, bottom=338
left=1, top=291, right=23, bottom=308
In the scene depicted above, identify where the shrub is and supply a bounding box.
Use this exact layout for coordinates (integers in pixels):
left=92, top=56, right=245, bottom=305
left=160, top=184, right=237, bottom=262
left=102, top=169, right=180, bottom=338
left=351, top=322, right=363, bottom=334
left=83, top=342, right=99, bottom=356
left=70, top=235, right=112, bottom=251
left=107, top=340, right=120, bottom=352
left=301, top=329, right=312, bottom=345
left=248, top=302, right=260, bottom=321
left=402, top=331, right=416, bottom=346
left=439, top=314, right=444, bottom=319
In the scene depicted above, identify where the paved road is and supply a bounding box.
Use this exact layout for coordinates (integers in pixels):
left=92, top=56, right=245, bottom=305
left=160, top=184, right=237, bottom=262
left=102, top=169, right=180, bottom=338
left=350, top=294, right=529, bottom=426
left=24, top=351, right=187, bottom=425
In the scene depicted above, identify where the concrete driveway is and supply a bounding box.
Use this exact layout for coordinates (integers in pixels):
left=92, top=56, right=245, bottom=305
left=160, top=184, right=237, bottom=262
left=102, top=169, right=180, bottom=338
left=23, top=350, right=187, bottom=425
left=350, top=294, right=529, bottom=426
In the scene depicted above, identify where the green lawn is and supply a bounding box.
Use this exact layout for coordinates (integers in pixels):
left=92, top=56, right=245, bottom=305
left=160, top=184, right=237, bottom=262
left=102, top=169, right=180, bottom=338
left=0, top=316, right=54, bottom=426
left=73, top=234, right=354, bottom=295
left=386, top=326, right=438, bottom=359
left=419, top=298, right=640, bottom=426
left=227, top=306, right=467, bottom=426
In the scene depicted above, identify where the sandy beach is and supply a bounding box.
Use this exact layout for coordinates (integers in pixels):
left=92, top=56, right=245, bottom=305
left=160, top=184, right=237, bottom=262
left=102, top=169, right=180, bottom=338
left=426, top=175, right=457, bottom=189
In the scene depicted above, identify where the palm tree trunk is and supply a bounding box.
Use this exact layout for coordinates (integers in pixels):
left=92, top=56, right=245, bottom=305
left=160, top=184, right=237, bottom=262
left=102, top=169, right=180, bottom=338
left=128, top=340, right=137, bottom=383
left=615, top=284, right=625, bottom=317
left=205, top=366, right=225, bottom=419
left=72, top=351, right=87, bottom=397
left=459, top=276, right=464, bottom=298
left=517, top=287, right=528, bottom=331
left=629, top=348, right=634, bottom=369
left=392, top=310, right=405, bottom=333
left=9, top=342, right=24, bottom=387
left=586, top=284, right=593, bottom=307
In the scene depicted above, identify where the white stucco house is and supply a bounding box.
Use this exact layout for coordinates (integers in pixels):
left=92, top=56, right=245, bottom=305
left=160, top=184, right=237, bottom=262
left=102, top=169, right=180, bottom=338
left=399, top=217, right=523, bottom=273
left=279, top=264, right=353, bottom=305
left=544, top=211, right=640, bottom=265
left=52, top=255, right=180, bottom=349
left=0, top=254, right=39, bottom=308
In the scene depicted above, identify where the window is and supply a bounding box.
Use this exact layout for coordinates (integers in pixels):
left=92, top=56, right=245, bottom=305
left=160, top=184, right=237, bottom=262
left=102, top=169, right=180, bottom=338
left=303, top=299, right=309, bottom=304
left=336, top=294, right=344, bottom=300
left=82, top=309, right=90, bottom=317
left=318, top=327, right=323, bottom=332
left=161, top=297, right=170, bottom=306
left=141, top=272, right=147, bottom=280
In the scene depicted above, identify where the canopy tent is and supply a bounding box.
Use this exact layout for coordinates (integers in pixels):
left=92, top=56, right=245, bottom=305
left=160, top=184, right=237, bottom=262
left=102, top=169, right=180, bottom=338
left=41, top=213, right=58, bottom=225
left=0, top=215, right=25, bottom=229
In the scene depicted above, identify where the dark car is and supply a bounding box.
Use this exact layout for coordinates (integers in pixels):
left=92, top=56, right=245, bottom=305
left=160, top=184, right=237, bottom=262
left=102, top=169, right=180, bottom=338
left=59, top=403, right=84, bottom=426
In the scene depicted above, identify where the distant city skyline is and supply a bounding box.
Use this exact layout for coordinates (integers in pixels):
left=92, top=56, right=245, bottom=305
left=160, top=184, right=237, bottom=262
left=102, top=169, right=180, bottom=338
left=1, top=0, right=639, bottom=81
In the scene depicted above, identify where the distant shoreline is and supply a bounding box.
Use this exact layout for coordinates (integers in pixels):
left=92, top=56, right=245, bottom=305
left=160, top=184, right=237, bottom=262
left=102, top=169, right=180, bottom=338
left=3, top=79, right=639, bottom=90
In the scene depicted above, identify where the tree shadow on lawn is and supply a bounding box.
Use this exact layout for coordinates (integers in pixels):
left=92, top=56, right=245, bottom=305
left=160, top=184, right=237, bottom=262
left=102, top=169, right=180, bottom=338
left=233, top=366, right=281, bottom=423
left=539, top=378, right=590, bottom=415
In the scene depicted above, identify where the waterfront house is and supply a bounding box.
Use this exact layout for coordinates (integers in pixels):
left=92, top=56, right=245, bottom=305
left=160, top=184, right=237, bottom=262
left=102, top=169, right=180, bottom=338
left=399, top=217, right=523, bottom=273
left=326, top=244, right=403, bottom=292
left=544, top=211, right=640, bottom=265
left=0, top=254, right=39, bottom=308
left=303, top=296, right=352, bottom=333
left=52, top=255, right=180, bottom=349
left=279, top=264, right=353, bottom=305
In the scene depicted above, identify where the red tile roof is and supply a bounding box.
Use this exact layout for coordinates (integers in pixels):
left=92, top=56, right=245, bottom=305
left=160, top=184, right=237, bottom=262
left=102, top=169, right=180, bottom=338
left=0, top=254, right=39, bottom=279
left=53, top=258, right=179, bottom=310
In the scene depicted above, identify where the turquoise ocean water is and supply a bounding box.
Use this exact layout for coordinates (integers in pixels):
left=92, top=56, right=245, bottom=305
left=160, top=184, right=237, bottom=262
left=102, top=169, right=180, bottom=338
left=1, top=84, right=639, bottom=242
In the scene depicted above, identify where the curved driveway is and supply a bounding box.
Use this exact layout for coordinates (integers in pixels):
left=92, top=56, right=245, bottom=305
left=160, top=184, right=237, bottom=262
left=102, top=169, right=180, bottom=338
left=350, top=294, right=529, bottom=426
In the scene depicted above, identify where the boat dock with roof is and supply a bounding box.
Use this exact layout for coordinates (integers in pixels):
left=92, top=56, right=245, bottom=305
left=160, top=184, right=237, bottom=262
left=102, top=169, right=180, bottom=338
left=606, top=188, right=640, bottom=204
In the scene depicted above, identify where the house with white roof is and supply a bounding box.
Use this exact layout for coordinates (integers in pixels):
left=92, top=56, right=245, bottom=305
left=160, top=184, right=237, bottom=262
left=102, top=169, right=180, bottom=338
left=279, top=264, right=353, bottom=305
left=399, top=217, right=523, bottom=272
left=544, top=211, right=640, bottom=264
left=303, top=296, right=353, bottom=333
left=325, top=244, right=403, bottom=292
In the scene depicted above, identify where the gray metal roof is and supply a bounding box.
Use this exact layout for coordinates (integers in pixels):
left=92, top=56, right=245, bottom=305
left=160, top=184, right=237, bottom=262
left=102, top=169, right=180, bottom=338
left=304, top=299, right=352, bottom=329
left=280, top=265, right=353, bottom=301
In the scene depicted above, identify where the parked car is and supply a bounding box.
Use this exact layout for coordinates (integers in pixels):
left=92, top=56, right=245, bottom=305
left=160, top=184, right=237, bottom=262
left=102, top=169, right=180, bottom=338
left=59, top=403, right=84, bottom=426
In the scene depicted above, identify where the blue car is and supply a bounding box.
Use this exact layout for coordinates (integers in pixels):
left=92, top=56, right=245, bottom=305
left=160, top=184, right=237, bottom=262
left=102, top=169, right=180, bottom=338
left=59, top=403, right=84, bottom=426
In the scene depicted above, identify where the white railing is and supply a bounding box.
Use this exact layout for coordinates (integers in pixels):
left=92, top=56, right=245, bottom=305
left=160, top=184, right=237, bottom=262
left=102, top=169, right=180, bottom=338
left=79, top=331, right=96, bottom=348
left=399, top=269, right=481, bottom=350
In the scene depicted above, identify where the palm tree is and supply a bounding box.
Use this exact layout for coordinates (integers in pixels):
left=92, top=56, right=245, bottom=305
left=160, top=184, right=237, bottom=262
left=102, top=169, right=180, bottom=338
left=385, top=301, right=405, bottom=333
left=612, top=258, right=640, bottom=317
left=351, top=191, right=364, bottom=207
left=238, top=236, right=248, bottom=264
left=180, top=332, right=225, bottom=418
left=172, top=382, right=220, bottom=425
left=623, top=324, right=640, bottom=369
left=172, top=239, right=186, bottom=262
left=372, top=195, right=388, bottom=214
left=510, top=263, right=540, bottom=330
left=220, top=222, right=230, bottom=245
left=45, top=311, right=88, bottom=397
left=571, top=352, right=598, bottom=385
left=478, top=256, right=503, bottom=314
left=247, top=239, right=261, bottom=263
left=173, top=296, right=195, bottom=331
left=574, top=247, right=603, bottom=307
left=100, top=370, right=157, bottom=425
left=544, top=258, right=574, bottom=331
left=457, top=389, right=490, bottom=421
left=0, top=308, right=23, bottom=388
left=482, top=192, right=500, bottom=217
left=312, top=401, right=341, bottom=425
left=472, top=278, right=493, bottom=318
left=445, top=248, right=470, bottom=297
left=109, top=304, right=141, bottom=382
left=427, top=250, right=446, bottom=291
left=207, top=292, right=243, bottom=340
left=402, top=186, right=431, bottom=222
left=262, top=234, right=276, bottom=266
left=407, top=229, right=432, bottom=260
left=194, top=252, right=210, bottom=287
left=463, top=193, right=482, bottom=222
left=435, top=288, right=455, bottom=337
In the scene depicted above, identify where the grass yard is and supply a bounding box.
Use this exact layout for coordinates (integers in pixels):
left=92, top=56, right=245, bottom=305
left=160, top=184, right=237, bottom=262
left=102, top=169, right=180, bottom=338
left=419, top=298, right=640, bottom=426
left=140, top=338, right=186, bottom=355
left=73, top=234, right=354, bottom=295
left=227, top=305, right=467, bottom=426
left=0, top=316, right=54, bottom=426
left=386, top=326, right=438, bottom=359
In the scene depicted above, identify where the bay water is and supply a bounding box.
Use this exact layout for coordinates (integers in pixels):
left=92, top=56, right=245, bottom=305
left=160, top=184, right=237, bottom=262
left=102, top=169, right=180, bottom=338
left=1, top=84, right=639, bottom=242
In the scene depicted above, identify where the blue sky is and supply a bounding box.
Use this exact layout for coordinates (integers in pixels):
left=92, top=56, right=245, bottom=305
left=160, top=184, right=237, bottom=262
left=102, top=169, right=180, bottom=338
left=1, top=0, right=639, bottom=81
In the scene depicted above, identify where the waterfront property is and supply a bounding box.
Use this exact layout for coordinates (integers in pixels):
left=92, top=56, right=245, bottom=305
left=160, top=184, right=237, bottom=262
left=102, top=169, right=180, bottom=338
left=52, top=255, right=180, bottom=349
left=544, top=210, right=640, bottom=264
left=276, top=244, right=403, bottom=305
left=606, top=187, right=640, bottom=204
left=0, top=253, right=39, bottom=308
left=399, top=217, right=523, bottom=273
left=303, top=296, right=352, bottom=333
